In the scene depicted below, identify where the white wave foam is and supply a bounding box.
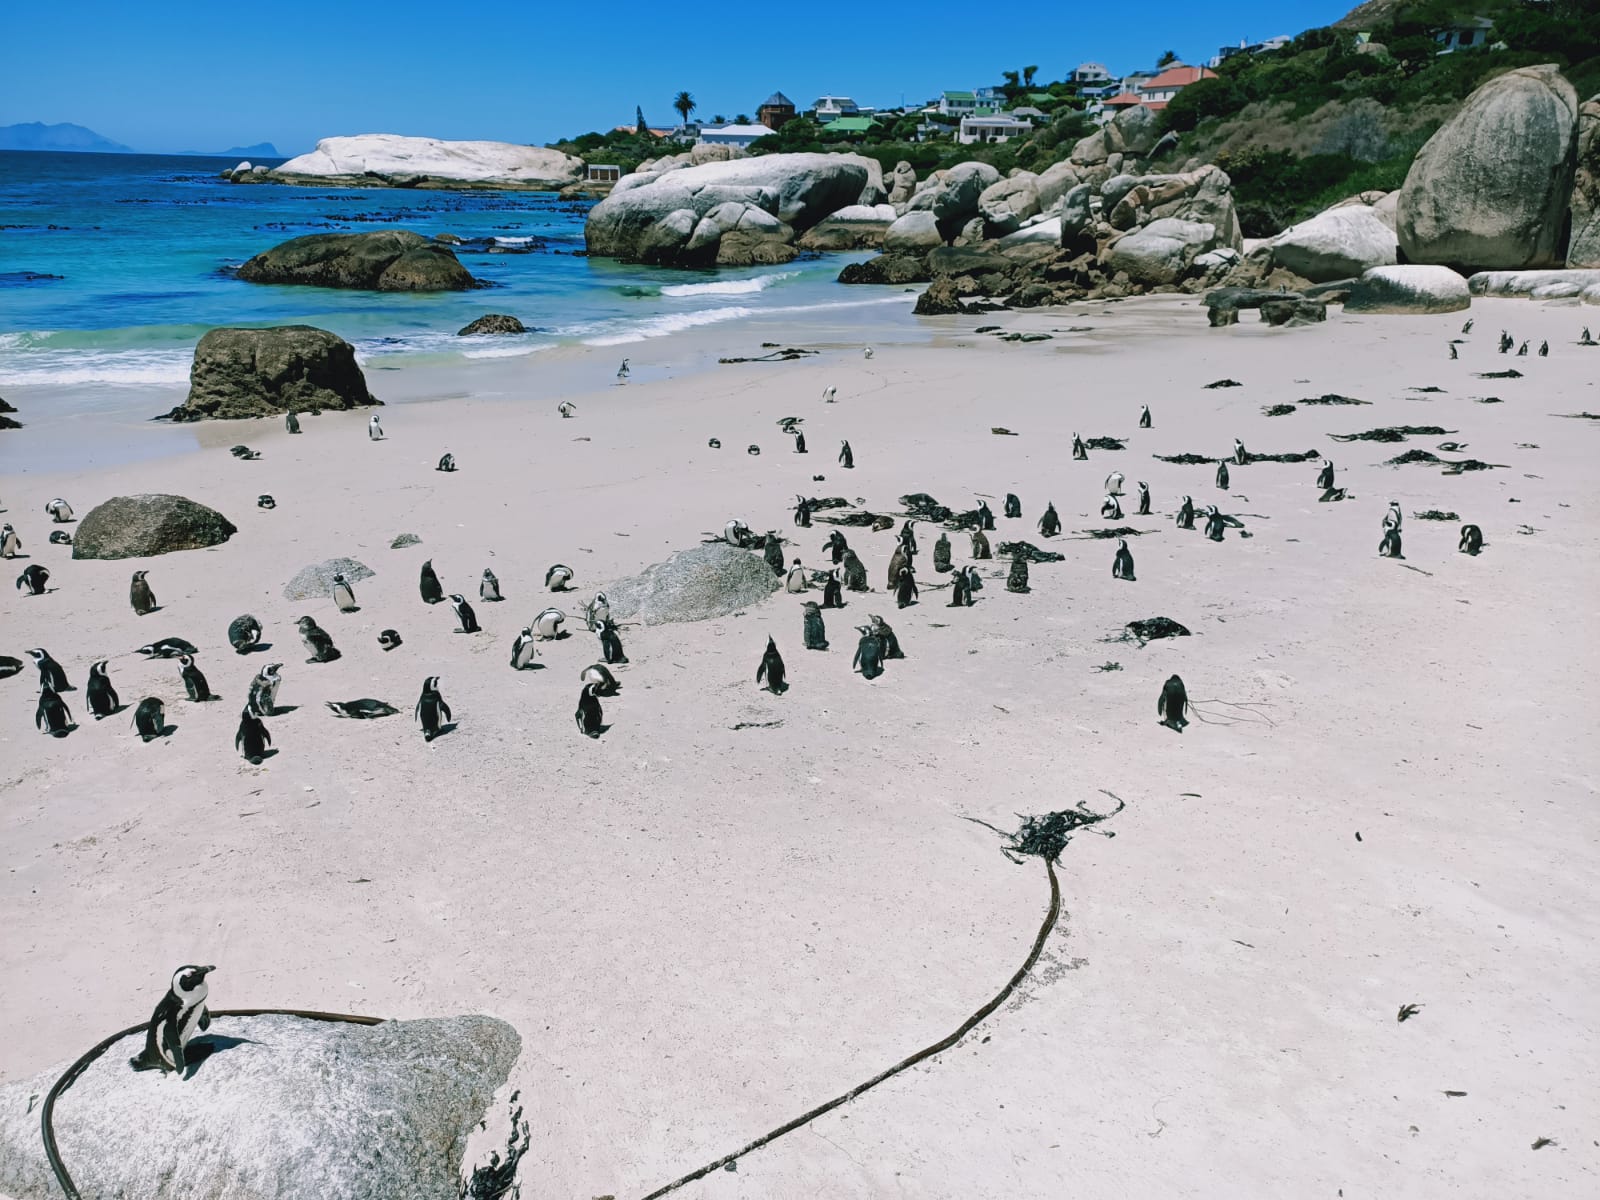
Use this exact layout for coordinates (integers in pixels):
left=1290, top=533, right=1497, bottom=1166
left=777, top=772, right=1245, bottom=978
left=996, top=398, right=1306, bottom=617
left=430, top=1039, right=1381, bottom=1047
left=461, top=341, right=554, bottom=360
left=0, top=349, right=191, bottom=387
left=659, top=271, right=798, bottom=298
left=572, top=305, right=758, bottom=347
left=493, top=236, right=537, bottom=246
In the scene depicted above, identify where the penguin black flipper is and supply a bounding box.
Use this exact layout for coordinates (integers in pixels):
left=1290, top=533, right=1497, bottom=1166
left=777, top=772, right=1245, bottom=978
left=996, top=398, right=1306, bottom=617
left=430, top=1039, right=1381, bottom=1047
left=129, top=993, right=180, bottom=1072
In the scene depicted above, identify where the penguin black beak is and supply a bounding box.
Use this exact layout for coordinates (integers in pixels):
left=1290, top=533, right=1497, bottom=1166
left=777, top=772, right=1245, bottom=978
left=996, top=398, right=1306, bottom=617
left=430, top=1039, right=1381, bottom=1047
left=199, top=965, right=216, bottom=975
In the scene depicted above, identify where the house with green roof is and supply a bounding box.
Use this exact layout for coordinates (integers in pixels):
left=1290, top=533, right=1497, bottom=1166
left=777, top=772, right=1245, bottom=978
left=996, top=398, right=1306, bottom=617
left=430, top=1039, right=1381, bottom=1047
left=826, top=115, right=878, bottom=135
left=938, top=90, right=978, bottom=116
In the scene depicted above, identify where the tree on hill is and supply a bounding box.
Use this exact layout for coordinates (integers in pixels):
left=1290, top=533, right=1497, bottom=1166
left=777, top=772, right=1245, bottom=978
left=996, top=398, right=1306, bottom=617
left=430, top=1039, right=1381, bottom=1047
left=1157, top=49, right=1179, bottom=67
left=636, top=106, right=648, bottom=136
left=673, top=91, right=697, bottom=128
left=1023, top=64, right=1039, bottom=87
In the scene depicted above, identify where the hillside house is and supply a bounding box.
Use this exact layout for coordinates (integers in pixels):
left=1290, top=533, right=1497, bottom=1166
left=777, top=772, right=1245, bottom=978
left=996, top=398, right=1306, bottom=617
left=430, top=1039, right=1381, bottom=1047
left=697, top=123, right=773, bottom=150
left=1137, top=64, right=1218, bottom=109
left=813, top=95, right=860, bottom=123
left=939, top=91, right=979, bottom=116
left=757, top=91, right=796, bottom=130
left=1435, top=16, right=1496, bottom=53
left=958, top=113, right=1033, bottom=144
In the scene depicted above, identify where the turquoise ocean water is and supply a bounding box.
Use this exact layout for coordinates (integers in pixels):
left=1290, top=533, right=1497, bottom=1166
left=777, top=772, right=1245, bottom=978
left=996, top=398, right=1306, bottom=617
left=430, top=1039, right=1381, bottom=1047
left=0, top=150, right=917, bottom=400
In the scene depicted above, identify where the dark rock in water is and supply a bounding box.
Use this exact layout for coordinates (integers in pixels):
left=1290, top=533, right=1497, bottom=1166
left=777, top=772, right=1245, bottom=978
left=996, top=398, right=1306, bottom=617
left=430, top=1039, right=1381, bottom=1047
left=914, top=276, right=965, bottom=315
left=0, top=1014, right=519, bottom=1200
left=166, top=326, right=378, bottom=422
left=457, top=314, right=526, bottom=336
left=72, top=493, right=236, bottom=560
left=237, top=230, right=480, bottom=292
left=838, top=253, right=931, bottom=285
left=1126, top=616, right=1190, bottom=642
left=0, top=397, right=15, bottom=412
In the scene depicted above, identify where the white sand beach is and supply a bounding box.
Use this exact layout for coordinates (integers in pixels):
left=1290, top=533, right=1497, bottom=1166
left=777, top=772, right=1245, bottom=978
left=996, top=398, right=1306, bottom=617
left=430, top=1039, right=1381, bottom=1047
left=2, top=295, right=1597, bottom=1198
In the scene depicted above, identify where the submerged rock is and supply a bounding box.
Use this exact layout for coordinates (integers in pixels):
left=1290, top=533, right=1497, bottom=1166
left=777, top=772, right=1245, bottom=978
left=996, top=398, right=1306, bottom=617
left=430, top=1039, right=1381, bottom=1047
left=72, top=493, right=237, bottom=560
left=457, top=313, right=527, bottom=336
left=0, top=1014, right=519, bottom=1200
left=166, top=325, right=379, bottom=421
left=237, top=230, right=480, bottom=292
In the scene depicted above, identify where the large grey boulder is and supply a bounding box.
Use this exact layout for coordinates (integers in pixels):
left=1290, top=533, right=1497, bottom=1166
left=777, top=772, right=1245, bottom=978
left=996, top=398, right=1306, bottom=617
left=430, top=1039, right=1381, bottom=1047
left=1466, top=267, right=1600, bottom=297
left=166, top=325, right=378, bottom=421
left=0, top=1014, right=519, bottom=1200
left=1034, top=160, right=1082, bottom=211
left=237, top=230, right=479, bottom=291
left=887, top=160, right=918, bottom=209
left=1103, top=165, right=1241, bottom=249
left=1104, top=218, right=1221, bottom=285
left=1269, top=205, right=1397, bottom=281
left=797, top=203, right=898, bottom=250
left=1570, top=95, right=1600, bottom=268
left=908, top=162, right=1003, bottom=235
left=585, top=153, right=878, bottom=265
left=1344, top=264, right=1471, bottom=313
left=284, top=556, right=375, bottom=600
left=978, top=173, right=1041, bottom=236
left=606, top=542, right=780, bottom=625
left=1070, top=104, right=1158, bottom=167
left=883, top=210, right=944, bottom=252
left=72, top=493, right=237, bottom=560
left=1397, top=65, right=1580, bottom=271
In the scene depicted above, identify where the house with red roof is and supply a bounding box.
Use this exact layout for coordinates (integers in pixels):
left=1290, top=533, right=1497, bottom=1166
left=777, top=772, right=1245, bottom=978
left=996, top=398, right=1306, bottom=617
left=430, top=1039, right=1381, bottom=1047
left=1136, top=65, right=1218, bottom=111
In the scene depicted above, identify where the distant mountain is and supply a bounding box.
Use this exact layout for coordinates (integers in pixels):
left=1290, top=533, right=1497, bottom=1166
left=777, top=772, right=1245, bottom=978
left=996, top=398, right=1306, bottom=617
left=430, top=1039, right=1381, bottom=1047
left=176, top=142, right=282, bottom=158
left=0, top=122, right=132, bottom=152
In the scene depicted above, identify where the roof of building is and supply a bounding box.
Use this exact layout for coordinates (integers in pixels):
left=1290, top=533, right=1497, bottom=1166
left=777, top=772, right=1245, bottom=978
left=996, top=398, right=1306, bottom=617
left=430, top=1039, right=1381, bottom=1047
left=1009, top=106, right=1047, bottom=118
left=827, top=116, right=878, bottom=133
left=1101, top=92, right=1146, bottom=108
left=943, top=90, right=977, bottom=102
left=761, top=92, right=795, bottom=108
left=814, top=95, right=858, bottom=106
left=962, top=113, right=1033, bottom=125
left=1140, top=65, right=1218, bottom=91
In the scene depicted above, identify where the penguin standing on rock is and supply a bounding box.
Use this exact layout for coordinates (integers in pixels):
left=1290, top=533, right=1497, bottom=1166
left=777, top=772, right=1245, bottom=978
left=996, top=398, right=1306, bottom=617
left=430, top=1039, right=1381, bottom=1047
left=331, top=573, right=358, bottom=613
left=821, top=569, right=844, bottom=609
left=178, top=655, right=214, bottom=702
left=510, top=627, right=539, bottom=670
left=1136, top=482, right=1151, bottom=516
left=1072, top=434, right=1087, bottom=460
left=28, top=648, right=70, bottom=693
left=297, top=616, right=340, bottom=663
left=802, top=601, right=828, bottom=649
left=598, top=618, right=627, bottom=664
left=970, top=528, right=991, bottom=559
left=36, top=684, right=73, bottom=736
left=545, top=563, right=574, bottom=592
left=575, top=682, right=604, bottom=737
left=420, top=560, right=445, bottom=605
left=16, top=563, right=49, bottom=595
left=1216, top=461, right=1230, bottom=490
left=236, top=706, right=271, bottom=762
left=757, top=636, right=787, bottom=694
left=894, top=565, right=918, bottom=609
left=1007, top=553, right=1030, bottom=593
left=1459, top=523, right=1484, bottom=556
left=228, top=614, right=262, bottom=656
left=87, top=661, right=120, bottom=719
left=838, top=440, right=854, bottom=469
left=1038, top=503, right=1061, bottom=538
left=1158, top=675, right=1190, bottom=732
left=414, top=676, right=451, bottom=741
left=480, top=569, right=502, bottom=602
left=0, top=524, right=20, bottom=558
left=1112, top=538, right=1135, bottom=580
left=128, top=965, right=214, bottom=1075
left=1004, top=494, right=1021, bottom=519
left=131, top=698, right=166, bottom=742
left=448, top=594, right=480, bottom=634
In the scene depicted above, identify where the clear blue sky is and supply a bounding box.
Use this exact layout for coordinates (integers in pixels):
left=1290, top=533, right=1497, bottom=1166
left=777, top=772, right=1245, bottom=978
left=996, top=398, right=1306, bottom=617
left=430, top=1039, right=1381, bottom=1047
left=2, top=0, right=1353, bottom=154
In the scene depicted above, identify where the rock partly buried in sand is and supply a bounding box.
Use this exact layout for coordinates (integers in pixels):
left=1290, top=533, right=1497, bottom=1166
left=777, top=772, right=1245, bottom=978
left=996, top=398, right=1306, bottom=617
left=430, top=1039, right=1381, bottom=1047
left=1259, top=297, right=1328, bottom=326
left=606, top=542, right=780, bottom=625
left=237, top=230, right=480, bottom=292
left=1344, top=265, right=1470, bottom=315
left=0, top=1014, right=519, bottom=1200
left=1466, top=268, right=1600, bottom=298
left=72, top=494, right=237, bottom=560
left=284, top=557, right=374, bottom=601
left=457, top=313, right=527, bottom=336
left=1396, top=65, right=1579, bottom=271
left=167, top=326, right=378, bottom=422
left=1268, top=205, right=1397, bottom=282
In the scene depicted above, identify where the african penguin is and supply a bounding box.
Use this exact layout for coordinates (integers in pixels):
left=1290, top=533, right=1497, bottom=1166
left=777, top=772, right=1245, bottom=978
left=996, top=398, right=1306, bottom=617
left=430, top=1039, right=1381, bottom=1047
left=1317, top=461, right=1335, bottom=491
left=0, top=524, right=19, bottom=558
left=1112, top=538, right=1135, bottom=580
left=378, top=629, right=403, bottom=651
left=1037, top=503, right=1061, bottom=538
left=793, top=496, right=812, bottom=527
left=28, top=648, right=70, bottom=693
left=1204, top=506, right=1226, bottom=542
left=978, top=500, right=995, bottom=531
left=1233, top=439, right=1248, bottom=466
left=227, top=615, right=262, bottom=654
left=510, top=627, right=539, bottom=670
left=257, top=495, right=276, bottom=510
left=15, top=563, right=49, bottom=595
left=559, top=401, right=576, bottom=418
left=583, top=591, right=611, bottom=632
left=480, top=569, right=502, bottom=602
left=871, top=614, right=904, bottom=660
left=545, top=563, right=574, bottom=592
left=35, top=684, right=73, bottom=737
left=764, top=535, right=785, bottom=577
left=802, top=601, right=828, bottom=649
left=1006, top=554, right=1030, bottom=593
left=1379, top=528, right=1403, bottom=558
left=1072, top=434, right=1087, bottom=460
left=948, top=566, right=972, bottom=608
left=285, top=410, right=301, bottom=434
left=1175, top=495, right=1196, bottom=530
left=45, top=498, right=74, bottom=523
left=617, top=358, right=630, bottom=381
left=236, top=707, right=272, bottom=762
left=296, top=616, right=340, bottom=663
left=48, top=530, right=72, bottom=546
left=368, top=414, right=384, bottom=440
left=448, top=594, right=480, bottom=634
left=1101, top=494, right=1123, bottom=521
left=533, top=607, right=566, bottom=639
left=822, top=385, right=837, bottom=403
left=575, top=682, right=604, bottom=737
left=841, top=549, right=868, bottom=592
left=1003, top=493, right=1021, bottom=520
left=756, top=636, right=787, bottom=694
left=823, top=530, right=848, bottom=564
left=1136, top=482, right=1151, bottom=516
left=932, top=533, right=952, bottom=574
left=1215, top=461, right=1230, bottom=490
left=419, top=560, right=445, bottom=605
left=581, top=663, right=621, bottom=696
left=178, top=655, right=214, bottom=702
left=414, top=676, right=451, bottom=741
left=821, top=570, right=844, bottom=610
left=129, top=965, right=214, bottom=1074
left=331, top=573, right=358, bottom=613
left=726, top=520, right=753, bottom=548
left=131, top=698, right=166, bottom=742
left=1383, top=501, right=1403, bottom=533
left=1138, top=404, right=1151, bottom=429
left=436, top=452, right=456, bottom=472
left=598, top=618, right=627, bottom=664
left=247, top=664, right=282, bottom=718
left=87, top=660, right=120, bottom=719
left=894, top=565, right=918, bottom=609
left=970, top=528, right=991, bottom=559
left=1158, top=675, right=1190, bottom=732
left=326, top=699, right=400, bottom=719
left=785, top=559, right=809, bottom=593
left=1104, top=472, right=1125, bottom=496
left=852, top=626, right=884, bottom=680
left=747, top=444, right=761, bottom=456
left=707, top=436, right=720, bottom=448
left=793, top=429, right=807, bottom=454
left=1459, top=523, right=1483, bottom=556
left=838, top=440, right=853, bottom=469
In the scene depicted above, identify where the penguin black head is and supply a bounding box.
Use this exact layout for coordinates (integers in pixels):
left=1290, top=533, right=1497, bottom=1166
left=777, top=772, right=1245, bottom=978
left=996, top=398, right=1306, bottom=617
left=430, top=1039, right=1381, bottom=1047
left=178, top=654, right=195, bottom=668
left=171, top=964, right=215, bottom=997
left=423, top=675, right=441, bottom=692
left=132, top=569, right=147, bottom=581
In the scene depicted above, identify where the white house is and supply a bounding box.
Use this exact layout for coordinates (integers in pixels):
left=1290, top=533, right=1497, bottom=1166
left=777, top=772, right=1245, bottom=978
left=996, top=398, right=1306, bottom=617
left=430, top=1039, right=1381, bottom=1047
left=697, top=123, right=774, bottom=150
left=958, top=114, right=1032, bottom=144
left=812, top=95, right=860, bottom=123
left=939, top=91, right=979, bottom=116
left=1070, top=61, right=1112, bottom=85
left=1435, top=16, right=1496, bottom=53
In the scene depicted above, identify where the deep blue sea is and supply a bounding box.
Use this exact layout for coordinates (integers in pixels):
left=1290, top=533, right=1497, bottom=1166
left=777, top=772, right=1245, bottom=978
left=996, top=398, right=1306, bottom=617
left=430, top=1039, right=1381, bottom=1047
left=0, top=150, right=913, bottom=393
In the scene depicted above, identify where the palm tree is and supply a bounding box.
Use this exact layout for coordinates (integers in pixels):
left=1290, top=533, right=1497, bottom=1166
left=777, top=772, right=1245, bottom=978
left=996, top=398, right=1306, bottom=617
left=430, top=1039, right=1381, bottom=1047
left=673, top=90, right=697, bottom=128
left=1022, top=65, right=1038, bottom=88
left=1001, top=69, right=1021, bottom=90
